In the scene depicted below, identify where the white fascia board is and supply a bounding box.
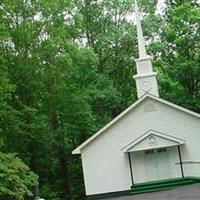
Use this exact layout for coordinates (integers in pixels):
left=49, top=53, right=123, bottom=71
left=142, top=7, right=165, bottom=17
left=121, top=130, right=185, bottom=153
left=150, top=95, right=200, bottom=119
left=128, top=143, right=182, bottom=153
left=72, top=93, right=200, bottom=154
left=72, top=94, right=148, bottom=154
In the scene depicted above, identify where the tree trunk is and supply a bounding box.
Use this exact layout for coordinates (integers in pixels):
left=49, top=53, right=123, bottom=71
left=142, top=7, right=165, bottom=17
left=50, top=112, right=71, bottom=200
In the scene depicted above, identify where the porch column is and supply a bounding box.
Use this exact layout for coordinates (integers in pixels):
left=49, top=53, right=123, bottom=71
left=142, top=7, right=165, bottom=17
left=177, top=145, right=184, bottom=178
left=128, top=152, right=134, bottom=186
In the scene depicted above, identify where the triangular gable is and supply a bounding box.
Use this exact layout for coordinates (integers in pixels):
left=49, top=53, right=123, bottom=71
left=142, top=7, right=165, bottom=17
left=122, top=130, right=185, bottom=153
left=72, top=94, right=199, bottom=154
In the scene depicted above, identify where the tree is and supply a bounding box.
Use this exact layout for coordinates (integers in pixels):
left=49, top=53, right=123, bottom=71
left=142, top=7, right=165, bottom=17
left=0, top=1, right=101, bottom=199
left=0, top=152, right=38, bottom=200
left=76, top=0, right=140, bottom=127
left=154, top=0, right=200, bottom=112
left=1, top=0, right=200, bottom=199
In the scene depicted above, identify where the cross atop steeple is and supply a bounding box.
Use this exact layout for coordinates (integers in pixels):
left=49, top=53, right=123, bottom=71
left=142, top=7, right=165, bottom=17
left=133, top=0, right=159, bottom=98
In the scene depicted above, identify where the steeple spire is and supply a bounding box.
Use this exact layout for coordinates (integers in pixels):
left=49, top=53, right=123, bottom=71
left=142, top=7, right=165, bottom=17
left=133, top=0, right=159, bottom=98
left=134, top=0, right=147, bottom=58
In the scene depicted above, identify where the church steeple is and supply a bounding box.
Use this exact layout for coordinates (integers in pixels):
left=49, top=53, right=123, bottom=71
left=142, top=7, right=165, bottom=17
left=133, top=0, right=159, bottom=98
left=135, top=0, right=147, bottom=58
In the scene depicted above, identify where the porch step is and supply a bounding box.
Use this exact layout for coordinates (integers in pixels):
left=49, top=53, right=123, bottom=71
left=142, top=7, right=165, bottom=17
left=130, top=177, right=200, bottom=195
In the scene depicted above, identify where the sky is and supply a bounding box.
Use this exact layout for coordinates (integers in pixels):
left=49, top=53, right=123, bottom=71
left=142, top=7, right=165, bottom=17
left=156, top=0, right=166, bottom=14
left=126, top=0, right=166, bottom=23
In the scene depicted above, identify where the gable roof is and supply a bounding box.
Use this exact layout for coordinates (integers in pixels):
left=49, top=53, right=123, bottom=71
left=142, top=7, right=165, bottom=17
left=121, top=129, right=185, bottom=153
left=72, top=94, right=200, bottom=154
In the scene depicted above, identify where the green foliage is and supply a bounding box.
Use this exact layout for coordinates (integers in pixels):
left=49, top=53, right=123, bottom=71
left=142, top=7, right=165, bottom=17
left=0, top=0, right=200, bottom=200
left=0, top=152, right=38, bottom=200
left=154, top=0, right=200, bottom=112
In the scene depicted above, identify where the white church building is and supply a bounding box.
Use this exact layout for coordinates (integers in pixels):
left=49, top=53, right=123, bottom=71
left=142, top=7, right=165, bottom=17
left=73, top=1, right=200, bottom=199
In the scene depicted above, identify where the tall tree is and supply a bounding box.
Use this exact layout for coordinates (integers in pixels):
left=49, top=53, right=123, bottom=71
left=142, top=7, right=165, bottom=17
left=77, top=0, right=138, bottom=122
left=154, top=0, right=200, bottom=112
left=1, top=0, right=200, bottom=200
left=0, top=0, right=98, bottom=199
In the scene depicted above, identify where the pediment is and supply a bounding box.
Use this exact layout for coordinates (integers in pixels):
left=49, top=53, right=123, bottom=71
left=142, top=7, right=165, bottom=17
left=122, top=130, right=185, bottom=152
left=73, top=93, right=198, bottom=154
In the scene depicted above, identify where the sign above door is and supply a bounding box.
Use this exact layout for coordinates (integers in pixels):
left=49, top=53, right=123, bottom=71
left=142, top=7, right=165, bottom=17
left=121, top=130, right=185, bottom=153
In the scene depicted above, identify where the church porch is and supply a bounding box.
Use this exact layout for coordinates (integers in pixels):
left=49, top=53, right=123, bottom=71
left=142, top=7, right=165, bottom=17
left=130, top=177, right=200, bottom=195
left=121, top=130, right=192, bottom=193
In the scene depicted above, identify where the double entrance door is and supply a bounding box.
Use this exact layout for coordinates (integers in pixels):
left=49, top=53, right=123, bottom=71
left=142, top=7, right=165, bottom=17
left=144, top=148, right=171, bottom=181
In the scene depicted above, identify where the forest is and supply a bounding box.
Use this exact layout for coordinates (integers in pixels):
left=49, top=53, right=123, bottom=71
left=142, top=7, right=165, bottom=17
left=0, top=0, right=200, bottom=199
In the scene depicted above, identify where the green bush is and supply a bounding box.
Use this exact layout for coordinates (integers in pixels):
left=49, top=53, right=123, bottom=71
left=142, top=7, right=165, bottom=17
left=0, top=152, right=38, bottom=200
